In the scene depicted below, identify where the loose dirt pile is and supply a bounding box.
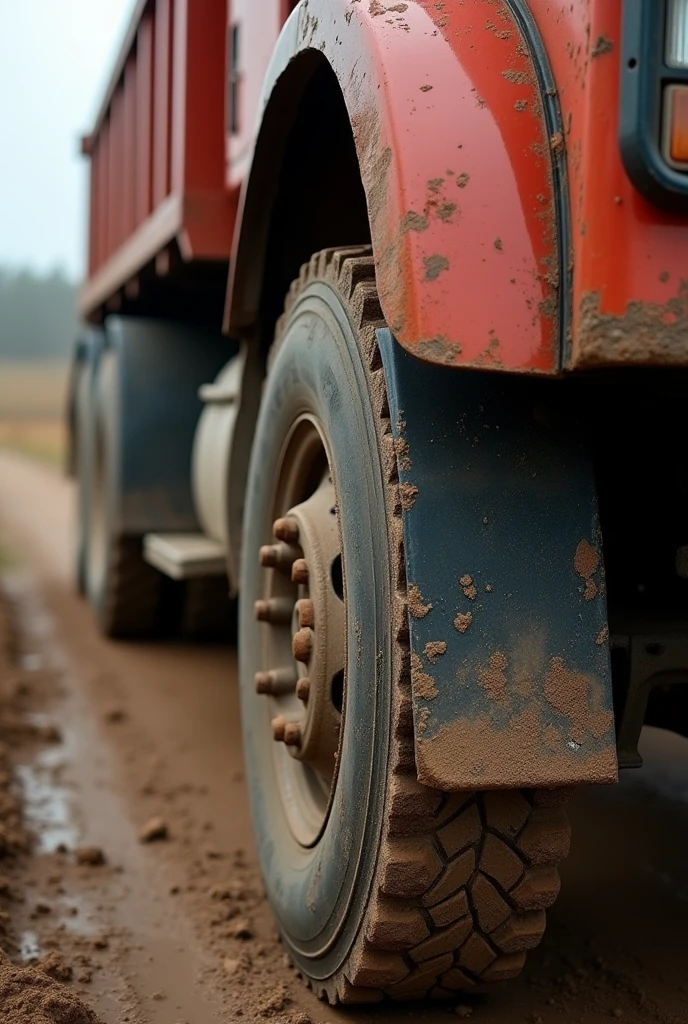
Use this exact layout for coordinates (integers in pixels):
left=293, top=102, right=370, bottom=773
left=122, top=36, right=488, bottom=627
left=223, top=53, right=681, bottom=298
left=0, top=593, right=104, bottom=1024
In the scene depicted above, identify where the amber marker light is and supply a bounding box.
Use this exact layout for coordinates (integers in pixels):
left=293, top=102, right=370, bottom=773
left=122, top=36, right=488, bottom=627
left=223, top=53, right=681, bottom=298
left=664, top=85, right=688, bottom=168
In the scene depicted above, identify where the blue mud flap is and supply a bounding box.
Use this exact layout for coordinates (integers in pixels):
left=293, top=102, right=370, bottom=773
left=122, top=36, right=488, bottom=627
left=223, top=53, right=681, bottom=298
left=377, top=329, right=618, bottom=792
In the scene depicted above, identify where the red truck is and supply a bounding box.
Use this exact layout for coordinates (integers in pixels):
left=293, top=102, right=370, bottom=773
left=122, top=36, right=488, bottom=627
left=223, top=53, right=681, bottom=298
left=69, top=0, right=688, bottom=1005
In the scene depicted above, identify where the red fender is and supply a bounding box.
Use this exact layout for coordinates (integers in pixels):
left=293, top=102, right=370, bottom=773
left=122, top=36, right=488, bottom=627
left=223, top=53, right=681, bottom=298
left=226, top=0, right=564, bottom=374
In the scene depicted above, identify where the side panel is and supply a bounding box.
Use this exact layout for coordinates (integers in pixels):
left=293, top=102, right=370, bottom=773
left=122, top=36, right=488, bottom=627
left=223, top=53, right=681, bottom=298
left=228, top=0, right=565, bottom=373
left=378, top=327, right=618, bottom=790
left=529, top=0, right=688, bottom=367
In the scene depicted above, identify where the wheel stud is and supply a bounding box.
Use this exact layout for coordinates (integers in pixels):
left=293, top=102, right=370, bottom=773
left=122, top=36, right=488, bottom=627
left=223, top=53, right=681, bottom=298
left=271, top=716, right=287, bottom=742
left=273, top=517, right=300, bottom=544
left=254, top=598, right=293, bottom=624
left=296, top=677, right=310, bottom=703
left=284, top=722, right=302, bottom=747
left=292, top=558, right=310, bottom=585
left=296, top=598, right=315, bottom=628
left=292, top=627, right=314, bottom=663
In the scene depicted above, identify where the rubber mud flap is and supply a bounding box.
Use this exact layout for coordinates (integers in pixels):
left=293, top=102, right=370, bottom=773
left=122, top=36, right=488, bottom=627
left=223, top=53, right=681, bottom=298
left=377, top=327, right=618, bottom=792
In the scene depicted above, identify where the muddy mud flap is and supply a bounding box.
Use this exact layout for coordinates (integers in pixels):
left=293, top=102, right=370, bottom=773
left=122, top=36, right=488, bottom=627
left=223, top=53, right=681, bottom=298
left=377, top=329, right=618, bottom=791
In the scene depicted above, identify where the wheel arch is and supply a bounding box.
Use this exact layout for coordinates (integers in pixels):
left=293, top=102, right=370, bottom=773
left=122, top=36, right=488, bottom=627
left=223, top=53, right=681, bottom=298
left=225, top=0, right=569, bottom=374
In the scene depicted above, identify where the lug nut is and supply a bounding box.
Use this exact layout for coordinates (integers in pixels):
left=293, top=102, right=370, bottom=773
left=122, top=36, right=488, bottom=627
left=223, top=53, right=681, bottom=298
left=260, top=543, right=300, bottom=572
left=284, top=723, right=302, bottom=747
left=255, top=667, right=297, bottom=695
left=254, top=598, right=293, bottom=624
left=296, top=677, right=311, bottom=703
left=273, top=517, right=300, bottom=544
left=296, top=599, right=315, bottom=628
left=292, top=558, right=310, bottom=585
left=272, top=716, right=287, bottom=742
left=292, top=627, right=314, bottom=663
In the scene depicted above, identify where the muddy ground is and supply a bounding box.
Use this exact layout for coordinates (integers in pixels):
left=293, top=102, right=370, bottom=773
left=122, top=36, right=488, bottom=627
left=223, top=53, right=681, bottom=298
left=0, top=448, right=686, bottom=1023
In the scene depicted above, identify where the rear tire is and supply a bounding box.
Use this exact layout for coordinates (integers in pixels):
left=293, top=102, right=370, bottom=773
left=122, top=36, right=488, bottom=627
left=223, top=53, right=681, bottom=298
left=85, top=347, right=163, bottom=639
left=240, top=248, right=571, bottom=1003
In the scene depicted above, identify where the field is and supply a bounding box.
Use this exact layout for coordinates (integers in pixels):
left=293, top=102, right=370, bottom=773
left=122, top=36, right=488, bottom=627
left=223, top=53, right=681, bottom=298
left=0, top=360, right=68, bottom=466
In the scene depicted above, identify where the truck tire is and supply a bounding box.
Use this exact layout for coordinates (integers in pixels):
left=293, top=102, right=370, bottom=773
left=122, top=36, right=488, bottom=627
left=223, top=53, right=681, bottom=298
left=72, top=355, right=91, bottom=596
left=240, top=247, right=571, bottom=1003
left=85, top=349, right=163, bottom=639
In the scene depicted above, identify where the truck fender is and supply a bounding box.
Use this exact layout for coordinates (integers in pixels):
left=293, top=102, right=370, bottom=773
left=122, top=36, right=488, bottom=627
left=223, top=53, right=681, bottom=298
left=226, top=0, right=569, bottom=374
left=377, top=327, right=618, bottom=790
left=97, top=317, right=234, bottom=535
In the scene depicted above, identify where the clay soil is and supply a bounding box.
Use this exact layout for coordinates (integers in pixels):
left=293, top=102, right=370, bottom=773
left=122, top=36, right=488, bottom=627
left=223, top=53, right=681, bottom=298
left=0, top=447, right=687, bottom=1023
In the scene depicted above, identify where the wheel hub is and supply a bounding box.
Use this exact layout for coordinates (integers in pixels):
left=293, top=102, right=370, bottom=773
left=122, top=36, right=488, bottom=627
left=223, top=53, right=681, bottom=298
left=255, top=472, right=345, bottom=784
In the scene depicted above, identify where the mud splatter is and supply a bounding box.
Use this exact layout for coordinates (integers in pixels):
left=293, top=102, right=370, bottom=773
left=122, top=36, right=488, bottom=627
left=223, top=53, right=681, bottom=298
left=411, top=652, right=439, bottom=700
left=424, top=255, right=450, bottom=282
left=401, top=211, right=429, bottom=233
left=454, top=612, right=473, bottom=634
left=502, top=69, right=530, bottom=85
left=408, top=584, right=433, bottom=618
left=460, top=575, right=477, bottom=601
left=394, top=435, right=412, bottom=471
left=544, top=657, right=614, bottom=742
left=596, top=625, right=609, bottom=646
left=494, top=237, right=503, bottom=251
left=420, top=84, right=434, bottom=93
left=437, top=202, right=457, bottom=223
left=574, top=539, right=600, bottom=602
left=399, top=483, right=419, bottom=511
left=456, top=172, right=470, bottom=188
left=477, top=652, right=508, bottom=702
left=424, top=641, right=448, bottom=664
left=591, top=35, right=613, bottom=58
left=577, top=286, right=688, bottom=367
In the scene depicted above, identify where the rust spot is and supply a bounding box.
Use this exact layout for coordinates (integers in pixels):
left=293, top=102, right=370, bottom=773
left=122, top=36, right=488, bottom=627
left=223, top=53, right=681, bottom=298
left=477, top=652, right=509, bottom=702
left=454, top=612, right=473, bottom=634
left=420, top=84, right=434, bottom=93
left=494, top=237, right=503, bottom=251
left=399, top=483, right=419, bottom=510
left=411, top=652, right=438, bottom=700
left=459, top=574, right=477, bottom=601
left=544, top=657, right=614, bottom=742
left=574, top=539, right=600, bottom=601
left=424, top=641, right=448, bottom=664
left=456, top=172, right=470, bottom=188
left=576, top=286, right=688, bottom=367
left=408, top=584, right=432, bottom=619
left=424, top=255, right=450, bottom=282
left=401, top=211, right=429, bottom=233
left=591, top=35, right=613, bottom=59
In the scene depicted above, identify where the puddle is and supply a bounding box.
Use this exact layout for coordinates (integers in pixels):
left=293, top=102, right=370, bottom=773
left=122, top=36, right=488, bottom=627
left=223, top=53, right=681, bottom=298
left=15, top=749, right=78, bottom=854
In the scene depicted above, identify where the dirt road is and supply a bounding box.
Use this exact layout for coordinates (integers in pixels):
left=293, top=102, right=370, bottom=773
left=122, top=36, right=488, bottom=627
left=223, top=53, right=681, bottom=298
left=0, top=449, right=686, bottom=1023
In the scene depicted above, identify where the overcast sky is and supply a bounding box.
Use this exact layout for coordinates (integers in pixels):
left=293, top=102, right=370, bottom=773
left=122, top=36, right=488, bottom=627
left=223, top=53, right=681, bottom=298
left=0, top=0, right=135, bottom=281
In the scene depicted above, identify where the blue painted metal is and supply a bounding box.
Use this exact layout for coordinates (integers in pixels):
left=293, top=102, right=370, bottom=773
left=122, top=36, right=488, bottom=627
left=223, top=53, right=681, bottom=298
left=377, top=328, right=618, bottom=791
left=102, top=317, right=235, bottom=534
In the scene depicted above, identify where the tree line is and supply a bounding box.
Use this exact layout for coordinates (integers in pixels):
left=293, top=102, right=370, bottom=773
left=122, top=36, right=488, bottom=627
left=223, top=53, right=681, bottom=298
left=0, top=267, right=79, bottom=362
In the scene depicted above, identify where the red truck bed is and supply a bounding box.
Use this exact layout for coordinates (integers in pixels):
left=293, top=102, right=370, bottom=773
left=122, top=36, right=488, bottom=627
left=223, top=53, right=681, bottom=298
left=80, top=0, right=294, bottom=322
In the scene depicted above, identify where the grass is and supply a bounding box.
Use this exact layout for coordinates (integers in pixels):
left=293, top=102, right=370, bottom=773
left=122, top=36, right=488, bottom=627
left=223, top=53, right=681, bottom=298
left=0, top=361, right=68, bottom=468
left=0, top=420, right=66, bottom=468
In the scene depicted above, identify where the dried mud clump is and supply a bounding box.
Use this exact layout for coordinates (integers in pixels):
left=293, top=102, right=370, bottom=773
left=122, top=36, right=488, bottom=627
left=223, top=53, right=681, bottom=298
left=0, top=953, right=101, bottom=1024
left=408, top=584, right=433, bottom=619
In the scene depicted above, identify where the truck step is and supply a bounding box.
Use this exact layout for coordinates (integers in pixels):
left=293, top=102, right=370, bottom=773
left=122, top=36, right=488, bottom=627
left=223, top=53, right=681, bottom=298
left=143, top=533, right=226, bottom=581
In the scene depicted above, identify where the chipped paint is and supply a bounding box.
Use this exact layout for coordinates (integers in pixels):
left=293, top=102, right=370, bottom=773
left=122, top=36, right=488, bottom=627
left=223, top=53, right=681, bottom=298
left=576, top=287, right=688, bottom=368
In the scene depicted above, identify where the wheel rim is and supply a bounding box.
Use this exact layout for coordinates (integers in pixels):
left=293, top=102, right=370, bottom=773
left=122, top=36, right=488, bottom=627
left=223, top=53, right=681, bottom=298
left=254, top=415, right=346, bottom=847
